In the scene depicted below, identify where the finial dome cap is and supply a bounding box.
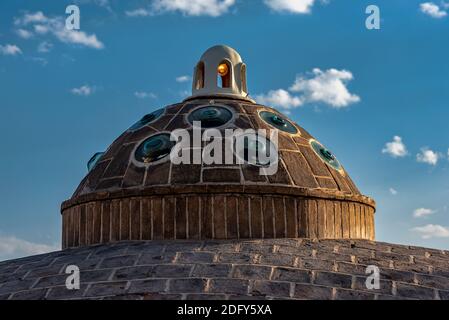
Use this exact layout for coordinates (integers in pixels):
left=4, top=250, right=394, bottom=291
left=188, top=45, right=254, bottom=102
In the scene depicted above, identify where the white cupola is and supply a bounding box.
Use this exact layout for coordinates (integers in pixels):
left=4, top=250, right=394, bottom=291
left=188, top=45, right=254, bottom=102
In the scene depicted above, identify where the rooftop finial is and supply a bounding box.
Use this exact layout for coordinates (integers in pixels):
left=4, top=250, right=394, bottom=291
left=188, top=45, right=254, bottom=102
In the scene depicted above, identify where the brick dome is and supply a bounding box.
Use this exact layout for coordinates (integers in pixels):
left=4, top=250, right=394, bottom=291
left=1, top=239, right=448, bottom=300
left=60, top=46, right=375, bottom=249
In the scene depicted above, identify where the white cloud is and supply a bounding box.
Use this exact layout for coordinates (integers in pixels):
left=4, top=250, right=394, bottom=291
left=420, top=2, right=447, bottom=18
left=14, top=11, right=104, bottom=49
left=176, top=75, right=191, bottom=83
left=411, top=224, right=449, bottom=239
left=382, top=136, right=408, bottom=158
left=91, top=0, right=113, bottom=12
left=255, top=67, right=359, bottom=110
left=289, top=68, right=360, bottom=108
left=0, top=44, right=22, bottom=56
left=134, top=91, right=157, bottom=99
left=16, top=28, right=33, bottom=39
left=416, top=147, right=439, bottom=165
left=14, top=11, right=48, bottom=25
left=413, top=207, right=436, bottom=218
left=71, top=85, right=95, bottom=96
left=264, top=0, right=316, bottom=14
left=389, top=188, right=398, bottom=195
left=55, top=28, right=104, bottom=49
left=255, top=89, right=303, bottom=109
left=152, top=0, right=236, bottom=17
left=37, top=41, right=53, bottom=53
left=125, top=8, right=151, bottom=17
left=0, top=235, right=59, bottom=261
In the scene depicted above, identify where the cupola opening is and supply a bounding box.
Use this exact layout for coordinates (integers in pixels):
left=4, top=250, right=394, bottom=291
left=194, top=61, right=205, bottom=90
left=217, top=61, right=231, bottom=88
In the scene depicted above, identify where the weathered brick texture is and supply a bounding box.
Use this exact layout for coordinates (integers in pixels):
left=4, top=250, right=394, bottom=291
left=61, top=99, right=376, bottom=249
left=62, top=194, right=375, bottom=247
left=0, top=239, right=447, bottom=300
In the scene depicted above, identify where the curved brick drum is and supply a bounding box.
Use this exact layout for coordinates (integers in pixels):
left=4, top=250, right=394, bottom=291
left=1, top=239, right=448, bottom=300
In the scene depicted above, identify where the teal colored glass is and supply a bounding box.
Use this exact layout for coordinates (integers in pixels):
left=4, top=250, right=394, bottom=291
left=188, top=106, right=232, bottom=128
left=129, top=108, right=165, bottom=131
left=310, top=140, right=342, bottom=171
left=259, top=111, right=298, bottom=134
left=135, top=134, right=174, bottom=163
left=87, top=152, right=104, bottom=172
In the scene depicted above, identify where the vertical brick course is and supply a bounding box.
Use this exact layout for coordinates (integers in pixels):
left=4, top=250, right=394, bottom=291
left=62, top=194, right=374, bottom=246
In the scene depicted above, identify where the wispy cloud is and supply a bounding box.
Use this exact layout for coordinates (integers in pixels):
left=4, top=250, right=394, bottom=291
left=411, top=224, right=449, bottom=239
left=16, top=28, right=33, bottom=39
left=125, top=8, right=152, bottom=17
left=382, top=136, right=408, bottom=158
left=176, top=75, right=191, bottom=83
left=389, top=187, right=398, bottom=195
left=71, top=85, right=95, bottom=96
left=37, top=41, right=53, bottom=53
left=264, top=0, right=316, bottom=14
left=134, top=91, right=157, bottom=99
left=30, top=57, right=48, bottom=66
left=152, top=0, right=236, bottom=17
left=14, top=11, right=104, bottom=49
left=14, top=11, right=48, bottom=25
left=0, top=44, right=22, bottom=56
left=416, top=147, right=439, bottom=165
left=420, top=2, right=447, bottom=18
left=0, top=235, right=59, bottom=261
left=413, top=207, right=436, bottom=218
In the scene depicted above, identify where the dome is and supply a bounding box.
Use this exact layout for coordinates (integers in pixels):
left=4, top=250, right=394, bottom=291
left=1, top=239, right=448, bottom=300
left=61, top=46, right=375, bottom=249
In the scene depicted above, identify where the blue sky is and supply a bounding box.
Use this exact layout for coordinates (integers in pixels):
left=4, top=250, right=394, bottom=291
left=0, top=0, right=448, bottom=260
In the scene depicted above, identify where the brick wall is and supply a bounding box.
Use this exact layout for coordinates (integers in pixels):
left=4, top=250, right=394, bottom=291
left=62, top=191, right=374, bottom=249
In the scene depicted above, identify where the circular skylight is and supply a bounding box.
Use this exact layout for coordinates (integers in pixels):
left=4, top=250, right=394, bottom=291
left=310, top=139, right=342, bottom=172
left=259, top=111, right=298, bottom=134
left=188, top=105, right=233, bottom=128
left=129, top=108, right=165, bottom=131
left=135, top=134, right=174, bottom=163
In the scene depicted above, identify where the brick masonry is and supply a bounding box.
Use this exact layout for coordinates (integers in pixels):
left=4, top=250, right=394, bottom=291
left=62, top=194, right=374, bottom=248
left=0, top=239, right=448, bottom=300
left=69, top=100, right=363, bottom=199
left=61, top=98, right=376, bottom=248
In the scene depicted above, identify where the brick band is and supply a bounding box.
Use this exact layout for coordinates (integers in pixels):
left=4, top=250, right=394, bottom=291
left=62, top=193, right=375, bottom=249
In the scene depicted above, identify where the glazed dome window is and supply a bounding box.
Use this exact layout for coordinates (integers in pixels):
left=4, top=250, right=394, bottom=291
left=135, top=134, right=175, bottom=164
left=87, top=152, right=104, bottom=172
left=259, top=111, right=298, bottom=134
left=188, top=105, right=233, bottom=128
left=128, top=108, right=165, bottom=131
left=234, top=133, right=277, bottom=167
left=310, top=139, right=342, bottom=172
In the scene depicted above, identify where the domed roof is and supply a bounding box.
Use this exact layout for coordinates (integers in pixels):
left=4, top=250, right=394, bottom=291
left=70, top=99, right=362, bottom=197
left=61, top=46, right=375, bottom=249
left=1, top=239, right=448, bottom=300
